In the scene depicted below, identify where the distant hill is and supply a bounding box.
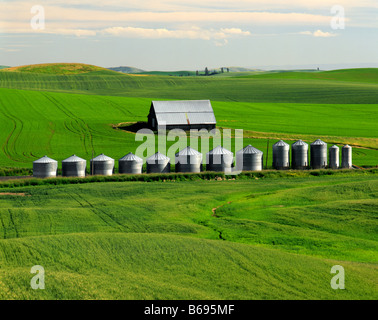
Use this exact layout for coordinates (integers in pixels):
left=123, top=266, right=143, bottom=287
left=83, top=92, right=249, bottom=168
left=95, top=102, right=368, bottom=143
left=107, top=66, right=261, bottom=76
left=1, top=63, right=120, bottom=75
left=0, top=66, right=10, bottom=70
left=227, top=67, right=261, bottom=72
left=107, top=66, right=146, bottom=74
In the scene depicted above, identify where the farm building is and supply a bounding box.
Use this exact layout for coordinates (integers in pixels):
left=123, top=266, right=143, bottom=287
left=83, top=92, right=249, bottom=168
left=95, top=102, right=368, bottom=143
left=147, top=100, right=216, bottom=131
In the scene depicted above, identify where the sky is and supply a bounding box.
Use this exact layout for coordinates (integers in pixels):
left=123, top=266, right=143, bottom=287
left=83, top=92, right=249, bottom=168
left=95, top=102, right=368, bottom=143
left=0, top=0, right=377, bottom=70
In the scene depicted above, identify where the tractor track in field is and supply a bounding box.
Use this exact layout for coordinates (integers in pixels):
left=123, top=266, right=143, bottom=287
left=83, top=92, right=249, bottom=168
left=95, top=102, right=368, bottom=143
left=0, top=214, right=6, bottom=239
left=42, top=93, right=95, bottom=154
left=68, top=192, right=124, bottom=231
left=0, top=100, right=25, bottom=162
left=8, top=209, right=19, bottom=238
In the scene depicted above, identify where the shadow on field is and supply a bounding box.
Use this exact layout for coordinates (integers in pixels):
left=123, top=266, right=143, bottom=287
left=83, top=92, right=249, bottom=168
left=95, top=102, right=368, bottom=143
left=113, top=122, right=151, bottom=134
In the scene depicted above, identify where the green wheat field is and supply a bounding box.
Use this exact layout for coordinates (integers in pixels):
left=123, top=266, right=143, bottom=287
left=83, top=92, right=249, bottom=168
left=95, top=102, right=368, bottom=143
left=0, top=64, right=377, bottom=299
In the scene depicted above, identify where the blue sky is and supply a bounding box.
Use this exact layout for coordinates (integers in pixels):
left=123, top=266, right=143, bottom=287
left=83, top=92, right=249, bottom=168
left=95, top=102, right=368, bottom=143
left=0, top=0, right=377, bottom=70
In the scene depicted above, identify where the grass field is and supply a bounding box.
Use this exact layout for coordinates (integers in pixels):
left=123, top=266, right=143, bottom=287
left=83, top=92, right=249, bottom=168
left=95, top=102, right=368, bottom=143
left=0, top=64, right=376, bottom=300
left=0, top=65, right=377, bottom=168
left=0, top=172, right=376, bottom=299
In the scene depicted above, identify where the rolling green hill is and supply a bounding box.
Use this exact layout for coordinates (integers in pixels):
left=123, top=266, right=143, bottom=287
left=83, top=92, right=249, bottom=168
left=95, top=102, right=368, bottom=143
left=107, top=66, right=146, bottom=74
left=0, top=173, right=376, bottom=299
left=0, top=63, right=377, bottom=300
left=1, top=63, right=119, bottom=75
left=238, top=68, right=378, bottom=84
left=1, top=67, right=378, bottom=104
left=0, top=87, right=376, bottom=168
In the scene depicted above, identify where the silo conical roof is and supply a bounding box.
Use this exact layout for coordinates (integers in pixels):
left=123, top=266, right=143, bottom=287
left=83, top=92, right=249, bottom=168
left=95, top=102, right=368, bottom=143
left=175, top=147, right=201, bottom=156
left=119, top=152, right=143, bottom=162
left=292, top=140, right=308, bottom=147
left=311, top=139, right=326, bottom=145
left=343, top=144, right=351, bottom=148
left=147, top=152, right=170, bottom=161
left=207, top=145, right=233, bottom=155
left=91, top=153, right=114, bottom=161
left=237, top=145, right=263, bottom=154
left=33, top=155, right=57, bottom=164
left=62, top=155, right=86, bottom=162
left=330, top=145, right=339, bottom=149
left=273, top=140, right=289, bottom=147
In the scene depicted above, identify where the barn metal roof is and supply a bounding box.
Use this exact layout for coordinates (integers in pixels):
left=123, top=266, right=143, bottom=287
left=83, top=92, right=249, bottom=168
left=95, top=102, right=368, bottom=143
left=151, top=100, right=216, bottom=126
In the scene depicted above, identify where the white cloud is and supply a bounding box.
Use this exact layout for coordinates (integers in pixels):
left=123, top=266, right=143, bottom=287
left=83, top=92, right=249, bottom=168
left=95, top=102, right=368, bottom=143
left=300, top=30, right=337, bottom=37
left=47, top=28, right=97, bottom=37
left=102, top=26, right=251, bottom=41
left=6, top=0, right=378, bottom=11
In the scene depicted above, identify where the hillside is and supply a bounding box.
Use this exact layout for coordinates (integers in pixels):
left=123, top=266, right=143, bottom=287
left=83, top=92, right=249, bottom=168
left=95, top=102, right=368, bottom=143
left=238, top=68, right=378, bottom=84
left=107, top=66, right=145, bottom=74
left=0, top=173, right=377, bottom=299
left=0, top=87, right=376, bottom=168
left=0, top=67, right=377, bottom=104
left=1, top=63, right=120, bottom=75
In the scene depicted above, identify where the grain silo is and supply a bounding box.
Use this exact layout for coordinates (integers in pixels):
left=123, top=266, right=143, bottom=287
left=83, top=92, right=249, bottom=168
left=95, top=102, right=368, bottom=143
left=62, top=155, right=86, bottom=177
left=236, top=145, right=263, bottom=171
left=341, top=145, right=352, bottom=169
left=146, top=152, right=170, bottom=173
left=310, top=139, right=327, bottom=169
left=90, top=154, right=114, bottom=176
left=119, top=152, right=143, bottom=174
left=329, top=145, right=340, bottom=169
left=175, top=147, right=202, bottom=173
left=33, top=156, right=58, bottom=178
left=206, top=145, right=233, bottom=172
left=272, top=140, right=290, bottom=169
left=291, top=140, right=309, bottom=169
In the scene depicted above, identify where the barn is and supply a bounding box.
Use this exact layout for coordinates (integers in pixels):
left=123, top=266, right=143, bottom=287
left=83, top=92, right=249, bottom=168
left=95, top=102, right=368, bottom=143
left=147, top=100, right=216, bottom=131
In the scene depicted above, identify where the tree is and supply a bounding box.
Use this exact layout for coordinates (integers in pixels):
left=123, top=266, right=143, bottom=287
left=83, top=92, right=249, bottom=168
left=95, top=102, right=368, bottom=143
left=196, top=70, right=199, bottom=76
left=221, top=67, right=224, bottom=73
left=205, top=67, right=209, bottom=76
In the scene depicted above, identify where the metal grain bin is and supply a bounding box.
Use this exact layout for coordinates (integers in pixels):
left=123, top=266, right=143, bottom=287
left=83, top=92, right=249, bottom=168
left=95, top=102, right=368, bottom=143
left=90, top=153, right=114, bottom=176
left=206, top=145, right=233, bottom=172
left=33, top=156, right=58, bottom=178
left=341, top=145, right=352, bottom=169
left=329, top=145, right=340, bottom=169
left=272, top=140, right=290, bottom=170
left=291, top=140, right=308, bottom=169
left=146, top=152, right=170, bottom=173
left=310, top=139, right=327, bottom=169
left=236, top=145, right=263, bottom=171
left=119, top=152, right=143, bottom=174
left=175, top=147, right=202, bottom=173
left=62, top=155, right=86, bottom=177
